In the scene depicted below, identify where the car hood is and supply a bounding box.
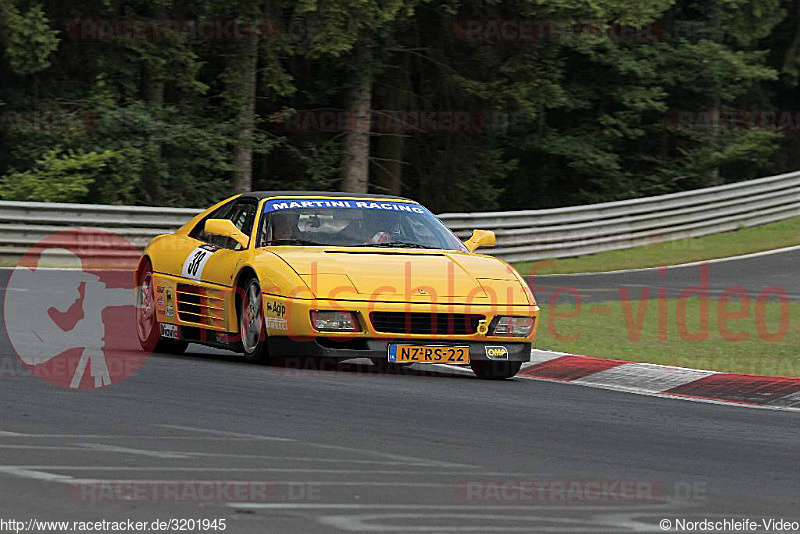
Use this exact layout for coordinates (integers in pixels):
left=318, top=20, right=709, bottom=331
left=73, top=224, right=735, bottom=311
left=265, top=248, right=531, bottom=304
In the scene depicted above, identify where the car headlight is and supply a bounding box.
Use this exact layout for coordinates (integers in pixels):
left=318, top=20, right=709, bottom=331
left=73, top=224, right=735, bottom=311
left=310, top=310, right=361, bottom=332
left=489, top=316, right=534, bottom=337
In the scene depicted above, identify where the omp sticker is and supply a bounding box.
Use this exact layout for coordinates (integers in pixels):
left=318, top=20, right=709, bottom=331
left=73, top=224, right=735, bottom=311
left=181, top=246, right=214, bottom=280
left=165, top=305, right=174, bottom=318
left=485, top=346, right=509, bottom=360
left=160, top=323, right=179, bottom=340
left=266, top=317, right=288, bottom=331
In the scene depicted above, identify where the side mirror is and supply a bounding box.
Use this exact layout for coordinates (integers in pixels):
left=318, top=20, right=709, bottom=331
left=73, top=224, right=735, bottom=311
left=204, top=219, right=249, bottom=249
left=464, top=229, right=496, bottom=253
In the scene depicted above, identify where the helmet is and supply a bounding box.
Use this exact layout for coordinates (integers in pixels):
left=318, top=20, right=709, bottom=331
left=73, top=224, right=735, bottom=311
left=270, top=211, right=300, bottom=240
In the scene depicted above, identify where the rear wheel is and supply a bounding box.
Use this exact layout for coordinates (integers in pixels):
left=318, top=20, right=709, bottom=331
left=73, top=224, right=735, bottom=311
left=470, top=361, right=522, bottom=380
left=239, top=274, right=271, bottom=364
left=136, top=259, right=188, bottom=355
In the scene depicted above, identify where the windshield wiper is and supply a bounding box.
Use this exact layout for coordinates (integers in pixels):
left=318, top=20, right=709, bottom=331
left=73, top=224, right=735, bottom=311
left=365, top=241, right=437, bottom=249
left=264, top=238, right=326, bottom=246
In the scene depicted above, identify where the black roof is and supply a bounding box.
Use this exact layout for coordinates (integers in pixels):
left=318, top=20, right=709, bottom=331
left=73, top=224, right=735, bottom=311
left=244, top=191, right=415, bottom=202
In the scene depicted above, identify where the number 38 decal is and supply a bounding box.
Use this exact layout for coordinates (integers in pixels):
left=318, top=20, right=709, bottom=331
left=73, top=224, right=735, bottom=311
left=181, top=245, right=215, bottom=280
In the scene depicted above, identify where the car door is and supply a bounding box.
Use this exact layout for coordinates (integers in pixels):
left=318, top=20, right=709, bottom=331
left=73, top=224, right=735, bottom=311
left=168, top=198, right=260, bottom=332
left=179, top=197, right=260, bottom=288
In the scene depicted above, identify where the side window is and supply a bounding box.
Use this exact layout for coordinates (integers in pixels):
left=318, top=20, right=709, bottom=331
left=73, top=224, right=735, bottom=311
left=190, top=200, right=236, bottom=243
left=225, top=201, right=258, bottom=250
left=191, top=199, right=258, bottom=250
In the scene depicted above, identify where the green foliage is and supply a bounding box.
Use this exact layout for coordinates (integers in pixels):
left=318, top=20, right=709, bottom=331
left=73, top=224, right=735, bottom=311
left=0, top=148, right=118, bottom=202
left=0, top=4, right=59, bottom=75
left=0, top=0, right=797, bottom=211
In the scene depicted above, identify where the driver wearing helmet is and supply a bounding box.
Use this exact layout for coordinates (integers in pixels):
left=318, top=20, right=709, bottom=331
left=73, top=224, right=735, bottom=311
left=361, top=210, right=400, bottom=244
left=269, top=210, right=300, bottom=242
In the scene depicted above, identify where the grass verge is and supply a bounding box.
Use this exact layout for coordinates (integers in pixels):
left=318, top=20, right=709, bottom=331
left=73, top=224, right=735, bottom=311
left=534, top=297, right=800, bottom=377
left=513, top=217, right=800, bottom=275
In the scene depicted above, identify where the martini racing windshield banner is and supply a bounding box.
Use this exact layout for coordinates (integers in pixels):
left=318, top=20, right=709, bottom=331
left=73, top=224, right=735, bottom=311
left=263, top=198, right=427, bottom=214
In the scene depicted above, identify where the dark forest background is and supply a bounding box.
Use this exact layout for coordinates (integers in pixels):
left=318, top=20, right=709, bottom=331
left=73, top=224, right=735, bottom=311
left=2, top=0, right=800, bottom=213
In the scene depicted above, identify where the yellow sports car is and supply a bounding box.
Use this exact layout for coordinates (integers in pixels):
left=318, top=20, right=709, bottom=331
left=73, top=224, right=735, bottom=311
left=135, top=192, right=539, bottom=379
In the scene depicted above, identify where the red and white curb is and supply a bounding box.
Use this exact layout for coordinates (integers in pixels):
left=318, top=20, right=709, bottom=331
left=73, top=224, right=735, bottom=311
left=509, top=350, right=800, bottom=411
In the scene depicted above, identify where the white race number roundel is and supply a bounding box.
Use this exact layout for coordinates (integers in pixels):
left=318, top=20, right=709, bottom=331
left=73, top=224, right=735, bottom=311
left=181, top=245, right=215, bottom=280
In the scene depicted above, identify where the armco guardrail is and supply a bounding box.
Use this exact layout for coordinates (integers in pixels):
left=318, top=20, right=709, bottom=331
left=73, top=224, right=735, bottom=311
left=0, top=170, right=798, bottom=265
left=440, top=170, right=800, bottom=262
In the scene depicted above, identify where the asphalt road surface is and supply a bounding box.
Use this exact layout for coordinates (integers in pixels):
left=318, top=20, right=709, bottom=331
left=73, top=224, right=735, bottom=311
left=527, top=247, right=800, bottom=304
left=0, top=250, right=798, bottom=533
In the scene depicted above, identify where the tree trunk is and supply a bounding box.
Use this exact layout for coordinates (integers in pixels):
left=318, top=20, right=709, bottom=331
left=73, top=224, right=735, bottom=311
left=232, top=35, right=258, bottom=193
left=708, top=0, right=722, bottom=184
left=377, top=133, right=404, bottom=195
left=374, top=63, right=409, bottom=196
left=340, top=53, right=373, bottom=193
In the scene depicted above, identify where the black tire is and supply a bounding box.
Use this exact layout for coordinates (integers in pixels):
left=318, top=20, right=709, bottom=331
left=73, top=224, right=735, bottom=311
left=136, top=258, right=189, bottom=355
left=238, top=273, right=272, bottom=364
left=470, top=360, right=523, bottom=380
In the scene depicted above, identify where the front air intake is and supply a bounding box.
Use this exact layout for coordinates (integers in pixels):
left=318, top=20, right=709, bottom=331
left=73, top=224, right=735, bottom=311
left=176, top=284, right=225, bottom=328
left=369, top=312, right=483, bottom=335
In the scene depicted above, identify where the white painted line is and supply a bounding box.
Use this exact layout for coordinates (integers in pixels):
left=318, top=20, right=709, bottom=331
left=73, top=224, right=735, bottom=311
left=229, top=503, right=669, bottom=511
left=0, top=434, right=292, bottom=440
left=0, top=466, right=486, bottom=475
left=768, top=390, right=800, bottom=408
left=0, top=445, right=93, bottom=451
left=572, top=363, right=716, bottom=393
left=159, top=424, right=471, bottom=469
left=157, top=424, right=293, bottom=441
left=532, top=244, right=800, bottom=277
left=3, top=446, right=428, bottom=465
left=0, top=474, right=482, bottom=490
left=0, top=445, right=442, bottom=466
left=289, top=439, right=473, bottom=469
left=319, top=513, right=637, bottom=532
left=0, top=466, right=80, bottom=484
left=77, top=443, right=193, bottom=459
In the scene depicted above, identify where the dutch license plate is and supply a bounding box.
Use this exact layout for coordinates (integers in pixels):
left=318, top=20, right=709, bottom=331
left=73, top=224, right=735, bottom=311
left=388, top=344, right=470, bottom=364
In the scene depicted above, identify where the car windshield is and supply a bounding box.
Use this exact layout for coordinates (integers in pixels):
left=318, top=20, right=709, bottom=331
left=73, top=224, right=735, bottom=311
left=258, top=198, right=466, bottom=251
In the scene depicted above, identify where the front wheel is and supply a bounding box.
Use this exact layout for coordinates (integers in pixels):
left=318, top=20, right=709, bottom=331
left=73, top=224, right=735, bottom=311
left=239, top=275, right=271, bottom=364
left=470, top=361, right=522, bottom=380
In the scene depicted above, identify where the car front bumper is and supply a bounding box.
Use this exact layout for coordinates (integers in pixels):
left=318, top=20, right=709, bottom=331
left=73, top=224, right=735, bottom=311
left=267, top=337, right=532, bottom=362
